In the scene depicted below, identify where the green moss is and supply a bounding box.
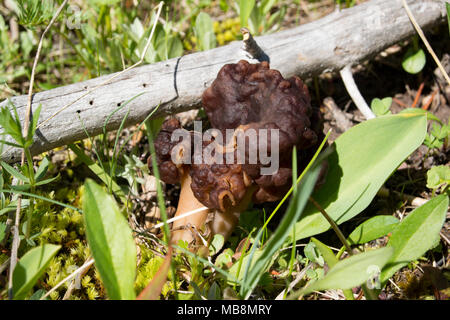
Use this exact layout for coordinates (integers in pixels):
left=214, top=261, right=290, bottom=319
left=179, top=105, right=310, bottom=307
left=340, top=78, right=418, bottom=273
left=21, top=186, right=106, bottom=300
left=134, top=245, right=164, bottom=294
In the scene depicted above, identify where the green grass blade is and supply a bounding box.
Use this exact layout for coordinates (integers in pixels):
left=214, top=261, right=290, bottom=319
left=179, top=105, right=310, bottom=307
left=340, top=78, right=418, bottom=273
left=446, top=2, right=450, bottom=37
left=0, top=189, right=79, bottom=212
left=0, top=161, right=29, bottom=183
left=240, top=0, right=255, bottom=28
left=68, top=143, right=127, bottom=203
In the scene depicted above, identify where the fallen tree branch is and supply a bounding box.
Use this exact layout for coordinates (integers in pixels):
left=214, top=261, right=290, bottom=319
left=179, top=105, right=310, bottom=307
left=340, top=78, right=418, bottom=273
left=0, top=0, right=447, bottom=163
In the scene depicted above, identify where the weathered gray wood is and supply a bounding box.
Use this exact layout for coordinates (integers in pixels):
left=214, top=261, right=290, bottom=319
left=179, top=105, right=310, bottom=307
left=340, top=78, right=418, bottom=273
left=0, top=0, right=447, bottom=163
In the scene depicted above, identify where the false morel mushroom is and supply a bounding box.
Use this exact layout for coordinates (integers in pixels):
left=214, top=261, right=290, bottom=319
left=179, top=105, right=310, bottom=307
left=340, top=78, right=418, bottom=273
left=148, top=60, right=322, bottom=249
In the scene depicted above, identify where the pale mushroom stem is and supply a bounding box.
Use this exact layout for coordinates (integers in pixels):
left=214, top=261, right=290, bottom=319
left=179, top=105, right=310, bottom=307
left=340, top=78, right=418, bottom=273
left=170, top=171, right=210, bottom=245
left=209, top=185, right=256, bottom=241
left=170, top=171, right=256, bottom=247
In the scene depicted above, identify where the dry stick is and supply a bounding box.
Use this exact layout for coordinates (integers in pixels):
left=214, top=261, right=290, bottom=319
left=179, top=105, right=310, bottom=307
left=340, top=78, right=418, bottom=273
left=323, top=97, right=353, bottom=132
left=401, top=0, right=450, bottom=88
left=152, top=206, right=209, bottom=230
left=241, top=27, right=266, bottom=61
left=40, top=258, right=95, bottom=300
left=411, top=82, right=425, bottom=109
left=377, top=186, right=428, bottom=207
left=339, top=65, right=376, bottom=120
left=62, top=256, right=94, bottom=300
left=275, top=263, right=313, bottom=300
left=7, top=0, right=69, bottom=300
left=0, top=257, right=11, bottom=274
left=37, top=1, right=164, bottom=130
left=440, top=231, right=450, bottom=246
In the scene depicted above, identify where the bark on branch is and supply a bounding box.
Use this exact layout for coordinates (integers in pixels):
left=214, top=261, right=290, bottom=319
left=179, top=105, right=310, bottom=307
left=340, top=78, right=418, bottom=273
left=0, top=0, right=447, bottom=163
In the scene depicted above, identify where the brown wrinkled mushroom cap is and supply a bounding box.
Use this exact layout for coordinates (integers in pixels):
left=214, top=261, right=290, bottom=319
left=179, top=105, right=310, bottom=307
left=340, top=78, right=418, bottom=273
left=194, top=59, right=320, bottom=207
left=149, top=60, right=321, bottom=214
left=147, top=118, right=184, bottom=185
left=147, top=61, right=322, bottom=246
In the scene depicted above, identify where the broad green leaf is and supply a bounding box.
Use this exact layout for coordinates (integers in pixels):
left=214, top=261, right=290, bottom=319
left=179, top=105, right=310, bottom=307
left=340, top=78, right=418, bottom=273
left=380, top=195, right=448, bottom=285
left=399, top=108, right=442, bottom=124
left=12, top=244, right=60, bottom=300
left=402, top=47, right=426, bottom=74
left=426, top=165, right=450, bottom=190
left=83, top=179, right=136, bottom=300
left=347, top=215, right=399, bottom=245
left=240, top=0, right=255, bottom=28
left=209, top=234, right=225, bottom=256
left=207, top=282, right=221, bottom=300
left=294, top=247, right=394, bottom=297
left=194, top=12, right=216, bottom=51
left=304, top=241, right=324, bottom=266
left=127, top=17, right=144, bottom=42
left=228, top=245, right=264, bottom=283
left=293, top=112, right=427, bottom=241
left=156, top=34, right=183, bottom=61
left=370, top=97, right=392, bottom=116
left=29, top=289, right=47, bottom=300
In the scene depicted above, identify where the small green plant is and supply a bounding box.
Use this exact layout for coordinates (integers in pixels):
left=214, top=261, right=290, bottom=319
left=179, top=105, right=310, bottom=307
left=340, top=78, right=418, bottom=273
left=15, top=0, right=56, bottom=29
left=370, top=97, right=392, bottom=117
left=402, top=37, right=426, bottom=74
left=426, top=165, right=450, bottom=196
left=234, top=0, right=286, bottom=35
left=194, top=12, right=217, bottom=51
left=336, top=0, right=356, bottom=9
left=423, top=122, right=450, bottom=151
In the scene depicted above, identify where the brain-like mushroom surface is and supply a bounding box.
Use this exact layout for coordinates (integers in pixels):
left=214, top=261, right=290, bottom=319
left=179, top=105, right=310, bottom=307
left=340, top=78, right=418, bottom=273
left=147, top=60, right=322, bottom=245
left=147, top=117, right=186, bottom=185
left=193, top=59, right=320, bottom=208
